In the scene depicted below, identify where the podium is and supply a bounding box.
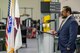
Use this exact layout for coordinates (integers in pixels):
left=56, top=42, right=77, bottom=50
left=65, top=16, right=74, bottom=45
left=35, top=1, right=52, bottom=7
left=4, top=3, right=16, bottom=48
left=37, top=31, right=54, bottom=53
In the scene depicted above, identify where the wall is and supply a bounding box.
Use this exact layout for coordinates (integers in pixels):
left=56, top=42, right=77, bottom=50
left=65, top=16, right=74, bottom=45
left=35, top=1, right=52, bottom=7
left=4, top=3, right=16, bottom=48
left=60, top=0, right=80, bottom=11
left=19, top=0, right=41, bottom=20
left=0, top=0, right=80, bottom=21
left=0, top=0, right=8, bottom=19
left=0, top=0, right=41, bottom=20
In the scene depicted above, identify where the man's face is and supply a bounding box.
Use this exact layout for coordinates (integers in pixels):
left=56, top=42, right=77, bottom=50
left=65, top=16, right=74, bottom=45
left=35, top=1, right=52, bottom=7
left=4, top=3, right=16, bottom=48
left=61, top=8, right=67, bottom=19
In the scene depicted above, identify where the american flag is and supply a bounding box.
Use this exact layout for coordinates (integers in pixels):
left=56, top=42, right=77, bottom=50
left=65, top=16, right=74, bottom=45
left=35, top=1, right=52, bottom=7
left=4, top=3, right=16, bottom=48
left=6, top=0, right=15, bottom=53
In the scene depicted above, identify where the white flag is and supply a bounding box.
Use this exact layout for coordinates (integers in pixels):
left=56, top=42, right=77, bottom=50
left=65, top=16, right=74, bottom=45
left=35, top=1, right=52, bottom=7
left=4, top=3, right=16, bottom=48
left=14, top=0, right=22, bottom=51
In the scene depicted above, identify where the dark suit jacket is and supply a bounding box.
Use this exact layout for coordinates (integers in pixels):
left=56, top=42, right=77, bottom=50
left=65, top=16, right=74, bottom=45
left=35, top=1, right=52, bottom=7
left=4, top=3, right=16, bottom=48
left=58, top=16, right=78, bottom=51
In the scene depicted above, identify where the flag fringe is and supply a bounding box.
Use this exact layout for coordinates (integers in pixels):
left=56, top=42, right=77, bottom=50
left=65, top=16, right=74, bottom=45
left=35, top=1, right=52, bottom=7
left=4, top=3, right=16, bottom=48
left=8, top=48, right=14, bottom=53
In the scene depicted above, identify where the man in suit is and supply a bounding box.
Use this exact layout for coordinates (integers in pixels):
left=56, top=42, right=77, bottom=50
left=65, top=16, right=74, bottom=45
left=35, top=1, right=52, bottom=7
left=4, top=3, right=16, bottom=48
left=52, top=6, right=78, bottom=53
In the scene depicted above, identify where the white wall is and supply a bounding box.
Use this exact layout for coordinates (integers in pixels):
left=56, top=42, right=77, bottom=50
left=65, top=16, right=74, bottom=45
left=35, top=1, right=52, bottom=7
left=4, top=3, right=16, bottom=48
left=60, top=0, right=80, bottom=11
left=0, top=0, right=41, bottom=20
left=0, top=0, right=8, bottom=19
left=0, top=8, right=1, bottom=20
left=19, top=0, right=40, bottom=20
left=0, top=0, right=80, bottom=21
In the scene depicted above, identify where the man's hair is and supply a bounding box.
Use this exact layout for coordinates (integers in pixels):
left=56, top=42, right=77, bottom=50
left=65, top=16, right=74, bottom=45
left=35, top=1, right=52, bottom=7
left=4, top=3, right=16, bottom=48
left=63, top=6, right=72, bottom=14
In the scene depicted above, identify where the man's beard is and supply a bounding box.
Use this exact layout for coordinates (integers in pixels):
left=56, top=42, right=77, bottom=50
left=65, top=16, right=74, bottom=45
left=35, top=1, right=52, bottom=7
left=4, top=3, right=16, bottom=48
left=62, top=16, right=67, bottom=19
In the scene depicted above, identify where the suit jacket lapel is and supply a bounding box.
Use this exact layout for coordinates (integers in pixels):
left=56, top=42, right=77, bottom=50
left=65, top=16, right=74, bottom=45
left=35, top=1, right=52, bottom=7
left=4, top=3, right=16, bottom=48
left=59, top=17, right=71, bottom=31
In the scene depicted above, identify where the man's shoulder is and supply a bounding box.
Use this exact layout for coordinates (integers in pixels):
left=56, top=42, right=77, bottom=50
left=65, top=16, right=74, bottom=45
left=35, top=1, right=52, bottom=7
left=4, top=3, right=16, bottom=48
left=70, top=17, right=78, bottom=25
left=68, top=16, right=78, bottom=24
left=69, top=16, right=76, bottom=21
left=70, top=15, right=75, bottom=19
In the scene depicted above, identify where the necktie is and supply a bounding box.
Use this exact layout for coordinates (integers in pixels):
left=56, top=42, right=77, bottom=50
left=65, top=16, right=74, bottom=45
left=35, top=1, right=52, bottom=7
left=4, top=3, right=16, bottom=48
left=59, top=20, right=65, bottom=30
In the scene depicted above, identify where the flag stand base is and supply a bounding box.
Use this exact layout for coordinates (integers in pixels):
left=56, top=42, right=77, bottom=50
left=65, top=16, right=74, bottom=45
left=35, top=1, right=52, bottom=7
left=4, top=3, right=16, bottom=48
left=15, top=50, right=18, bottom=53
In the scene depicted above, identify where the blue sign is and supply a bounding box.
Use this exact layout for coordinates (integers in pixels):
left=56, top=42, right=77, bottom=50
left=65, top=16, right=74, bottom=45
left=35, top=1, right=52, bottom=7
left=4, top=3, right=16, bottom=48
left=8, top=16, right=12, bottom=33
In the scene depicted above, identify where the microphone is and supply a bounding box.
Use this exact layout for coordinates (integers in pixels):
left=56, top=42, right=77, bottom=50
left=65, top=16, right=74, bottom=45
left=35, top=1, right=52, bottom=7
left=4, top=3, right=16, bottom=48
left=47, top=19, right=56, bottom=23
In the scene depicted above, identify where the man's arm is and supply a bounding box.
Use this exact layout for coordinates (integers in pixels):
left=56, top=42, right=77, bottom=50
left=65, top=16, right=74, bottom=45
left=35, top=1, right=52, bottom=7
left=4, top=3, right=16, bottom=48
left=51, top=30, right=60, bottom=36
left=66, top=21, right=78, bottom=50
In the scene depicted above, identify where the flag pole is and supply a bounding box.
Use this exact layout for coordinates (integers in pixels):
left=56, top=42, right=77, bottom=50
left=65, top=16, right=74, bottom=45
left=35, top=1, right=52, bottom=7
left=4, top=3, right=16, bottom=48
left=16, top=50, right=18, bottom=53
left=13, top=0, right=16, bottom=53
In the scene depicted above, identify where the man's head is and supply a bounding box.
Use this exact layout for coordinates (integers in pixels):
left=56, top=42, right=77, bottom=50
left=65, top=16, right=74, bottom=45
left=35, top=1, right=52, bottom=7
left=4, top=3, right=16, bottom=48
left=61, top=6, right=72, bottom=19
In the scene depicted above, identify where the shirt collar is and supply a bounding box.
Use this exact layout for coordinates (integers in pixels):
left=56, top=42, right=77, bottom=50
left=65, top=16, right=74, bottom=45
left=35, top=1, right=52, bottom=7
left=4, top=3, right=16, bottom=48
left=64, top=14, right=72, bottom=21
